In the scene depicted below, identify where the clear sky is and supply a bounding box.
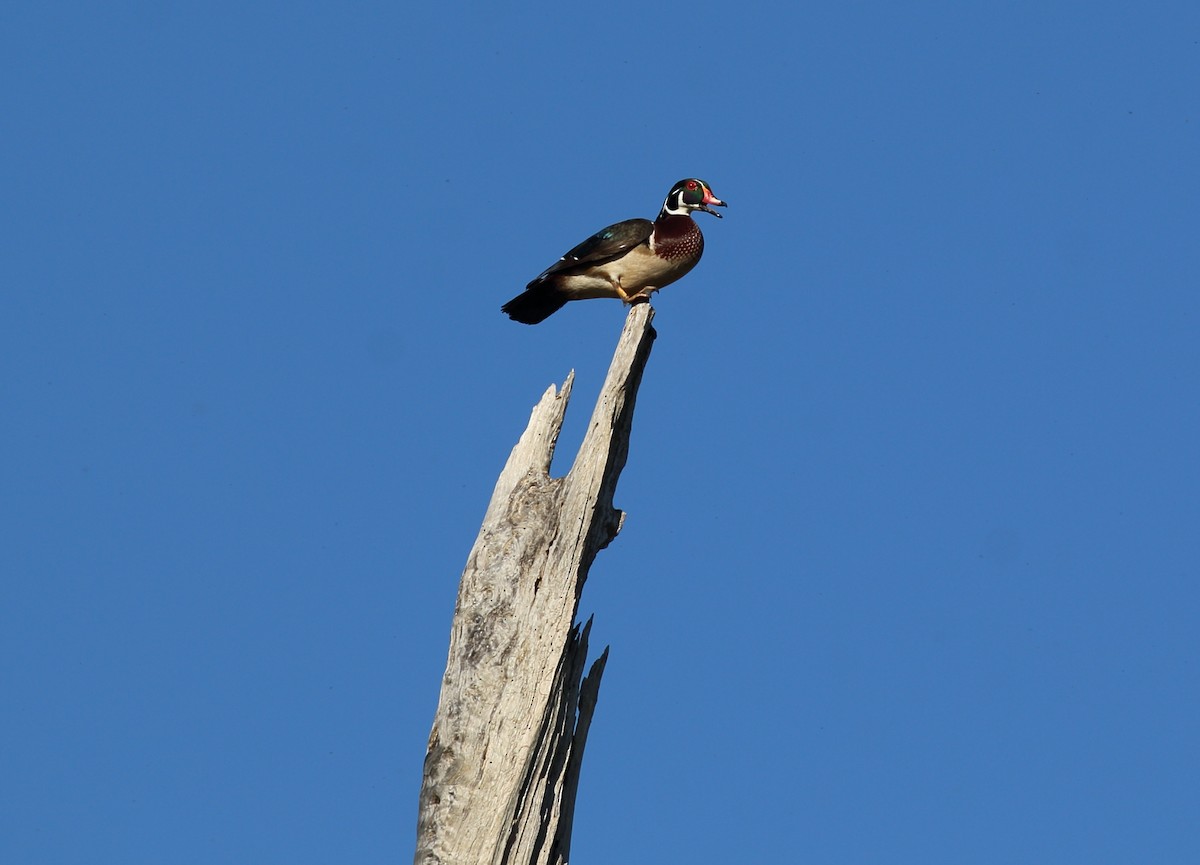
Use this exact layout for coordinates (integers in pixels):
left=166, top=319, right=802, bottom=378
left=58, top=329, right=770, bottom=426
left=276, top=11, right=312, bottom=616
left=3, top=2, right=1198, bottom=863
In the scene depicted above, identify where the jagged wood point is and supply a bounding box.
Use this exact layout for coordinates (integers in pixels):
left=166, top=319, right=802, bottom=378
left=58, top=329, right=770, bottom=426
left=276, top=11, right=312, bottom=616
left=415, top=304, right=656, bottom=865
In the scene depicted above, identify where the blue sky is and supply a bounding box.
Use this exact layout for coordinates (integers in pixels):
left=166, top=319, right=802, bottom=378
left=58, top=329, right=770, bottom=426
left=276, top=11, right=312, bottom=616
left=3, top=2, right=1198, bottom=862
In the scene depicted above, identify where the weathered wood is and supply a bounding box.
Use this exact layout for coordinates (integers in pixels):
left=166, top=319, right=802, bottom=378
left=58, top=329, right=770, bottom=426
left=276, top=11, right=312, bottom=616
left=415, top=304, right=656, bottom=865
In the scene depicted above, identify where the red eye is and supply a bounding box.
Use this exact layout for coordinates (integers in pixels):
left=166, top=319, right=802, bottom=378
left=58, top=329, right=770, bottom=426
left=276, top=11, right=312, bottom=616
left=686, top=180, right=697, bottom=190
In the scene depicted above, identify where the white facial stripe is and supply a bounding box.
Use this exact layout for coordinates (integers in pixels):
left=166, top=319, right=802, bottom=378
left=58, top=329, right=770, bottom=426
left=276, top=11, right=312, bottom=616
left=662, top=188, right=690, bottom=216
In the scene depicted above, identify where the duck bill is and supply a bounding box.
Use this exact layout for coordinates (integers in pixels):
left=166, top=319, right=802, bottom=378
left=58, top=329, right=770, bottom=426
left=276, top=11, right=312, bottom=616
left=700, top=192, right=727, bottom=218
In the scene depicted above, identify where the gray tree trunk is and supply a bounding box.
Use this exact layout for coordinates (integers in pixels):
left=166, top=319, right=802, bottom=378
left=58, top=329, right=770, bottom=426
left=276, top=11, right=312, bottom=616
left=415, top=304, right=657, bottom=865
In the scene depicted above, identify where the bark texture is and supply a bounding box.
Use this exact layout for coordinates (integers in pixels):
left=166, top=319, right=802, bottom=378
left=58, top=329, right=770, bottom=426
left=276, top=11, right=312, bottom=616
left=415, top=304, right=656, bottom=865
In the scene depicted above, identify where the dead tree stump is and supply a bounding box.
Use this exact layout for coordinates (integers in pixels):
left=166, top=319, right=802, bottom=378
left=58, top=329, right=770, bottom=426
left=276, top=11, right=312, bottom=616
left=415, top=304, right=656, bottom=865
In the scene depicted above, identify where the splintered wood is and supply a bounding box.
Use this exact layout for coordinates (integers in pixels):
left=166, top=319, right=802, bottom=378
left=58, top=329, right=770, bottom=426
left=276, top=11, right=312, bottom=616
left=416, top=305, right=656, bottom=865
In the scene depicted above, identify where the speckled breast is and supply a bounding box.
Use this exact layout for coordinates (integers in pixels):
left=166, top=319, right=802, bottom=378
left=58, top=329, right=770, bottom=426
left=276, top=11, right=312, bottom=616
left=652, top=216, right=705, bottom=263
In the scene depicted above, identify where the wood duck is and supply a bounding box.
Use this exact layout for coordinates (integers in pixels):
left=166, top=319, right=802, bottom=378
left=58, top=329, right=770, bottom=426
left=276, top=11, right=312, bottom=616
left=502, top=178, right=726, bottom=324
